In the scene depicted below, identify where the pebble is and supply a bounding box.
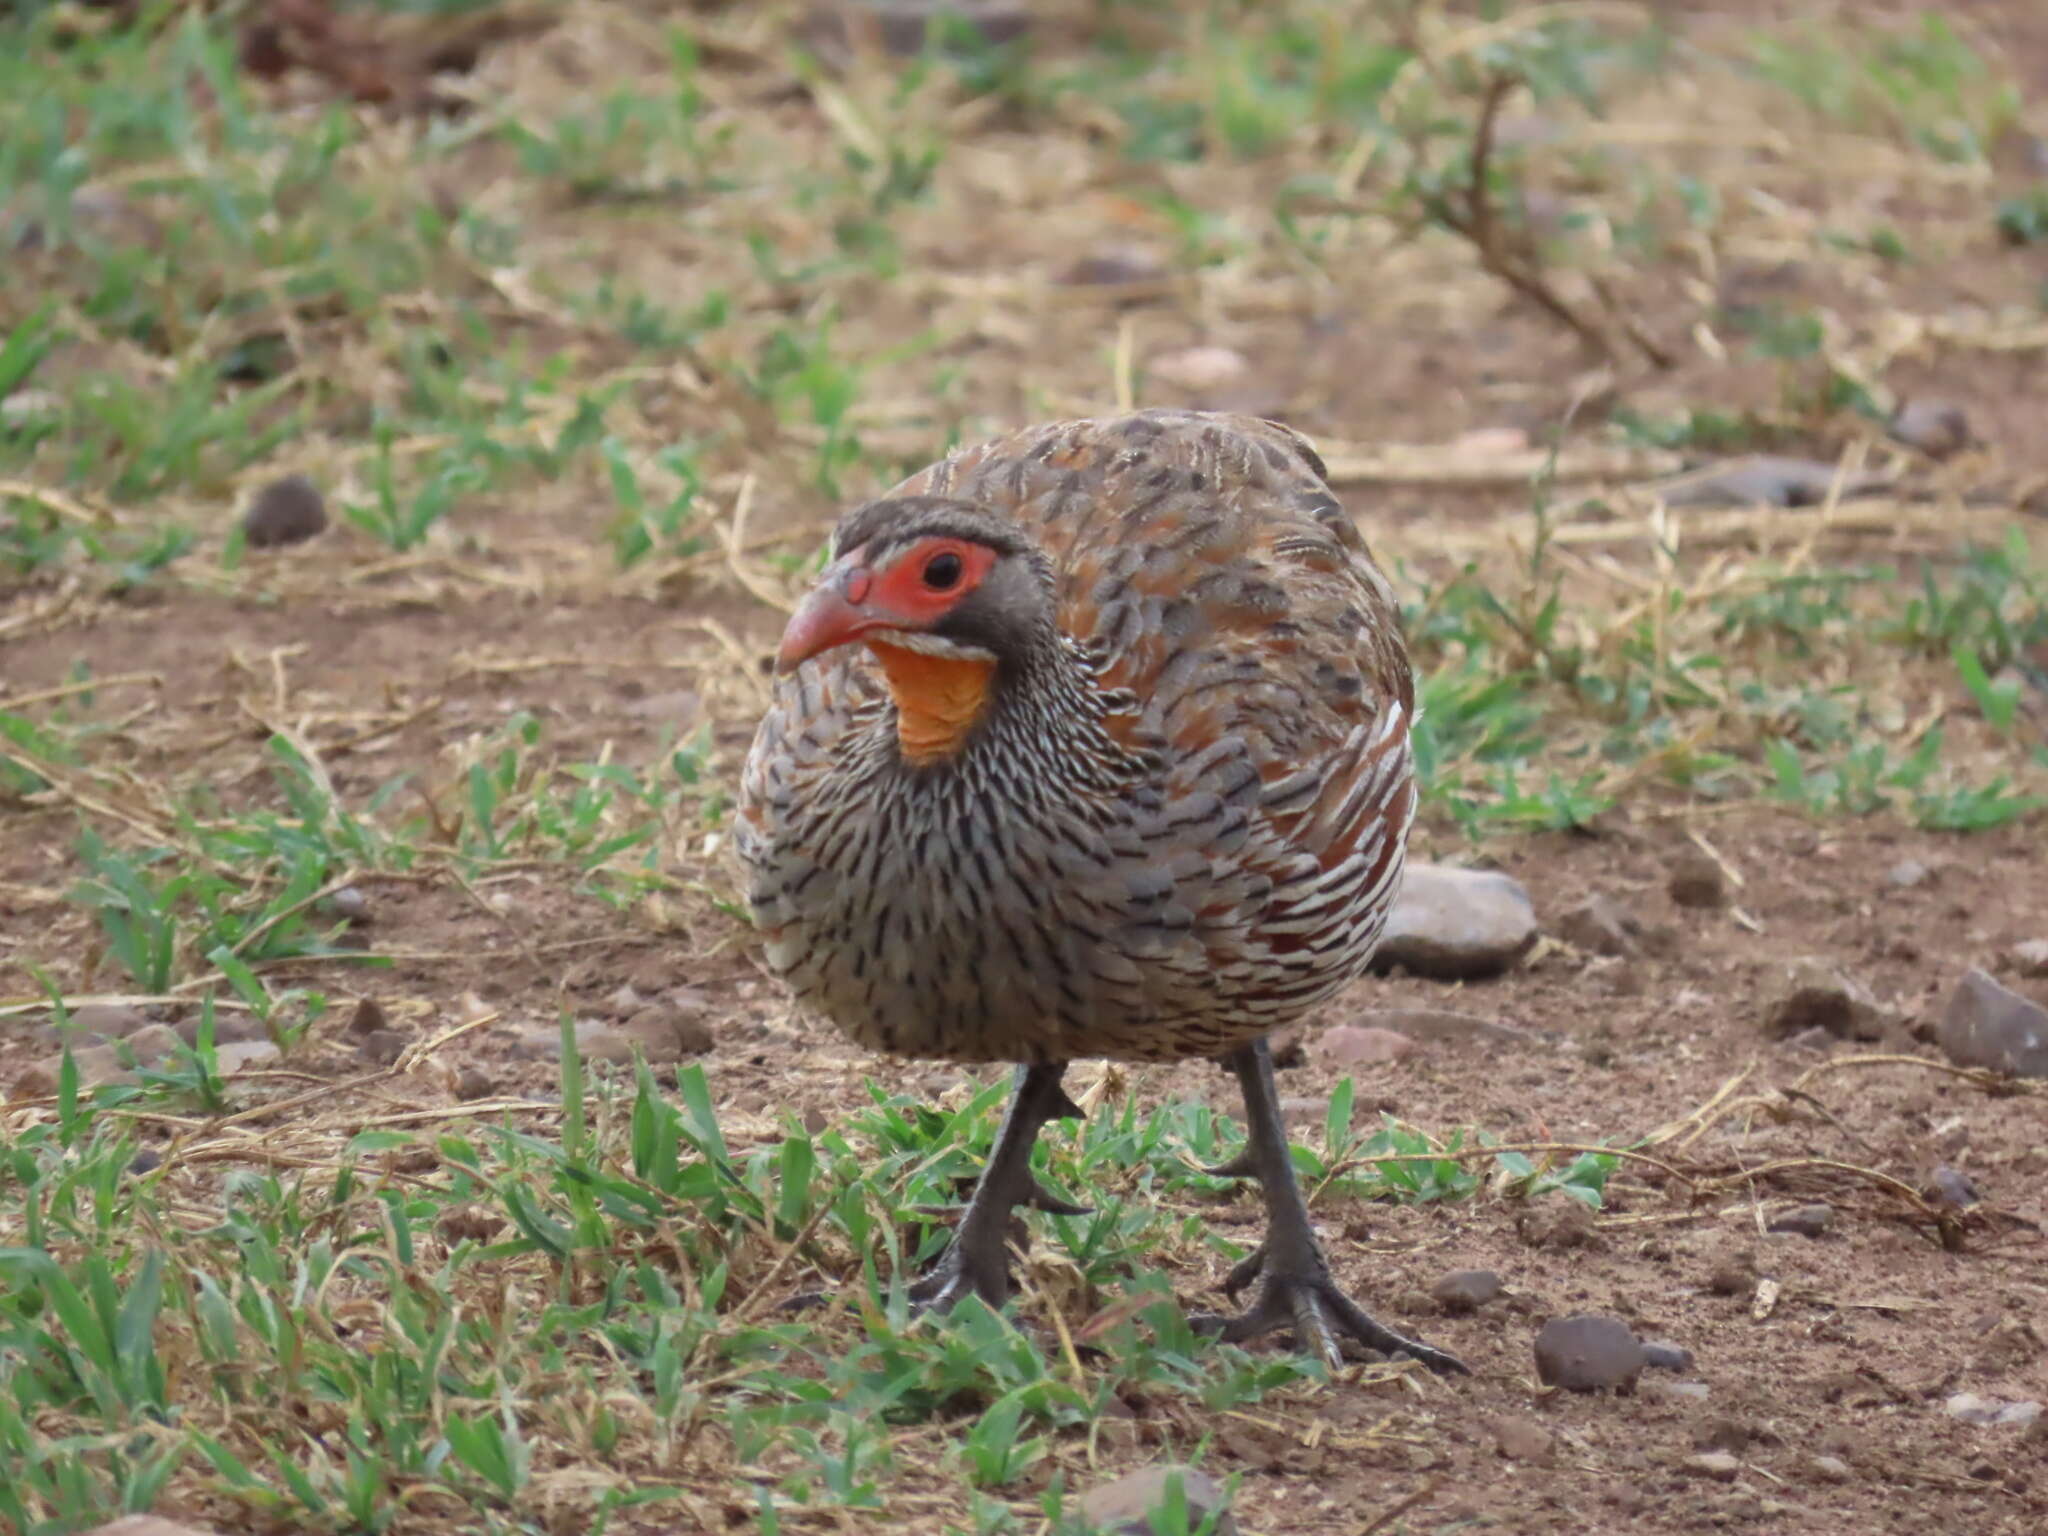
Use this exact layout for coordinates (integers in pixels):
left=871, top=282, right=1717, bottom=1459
left=1887, top=859, right=1932, bottom=889
left=1946, top=1393, right=2043, bottom=1427
left=1767, top=1202, right=1833, bottom=1238
left=1374, top=864, right=1539, bottom=980
left=55, top=1003, right=152, bottom=1040
left=802, top=0, right=1031, bottom=60
left=1149, top=345, right=1250, bottom=394
left=1938, top=968, right=2048, bottom=1078
left=1643, top=1340, right=1694, bottom=1372
left=1685, top=1451, right=1742, bottom=1482
left=1076, top=1464, right=1237, bottom=1536
left=619, top=1005, right=716, bottom=1063
left=1491, top=1414, right=1555, bottom=1464
left=1553, top=894, right=1641, bottom=957
left=1666, top=848, right=1728, bottom=909
left=1888, top=398, right=1972, bottom=459
left=240, top=474, right=328, bottom=548
left=79, top=1519, right=222, bottom=1536
left=1534, top=1314, right=1646, bottom=1391
left=328, top=885, right=369, bottom=920
left=1059, top=244, right=1167, bottom=288
left=1807, top=1454, right=1852, bottom=1483
left=1708, top=1250, right=1756, bottom=1296
left=1314, top=1024, right=1418, bottom=1067
left=453, top=1065, right=495, bottom=1101
left=1762, top=958, right=1890, bottom=1041
left=1655, top=455, right=1888, bottom=509
left=1431, top=1268, right=1503, bottom=1314
left=128, top=1149, right=162, bottom=1175
left=214, top=1039, right=281, bottom=1074
left=348, top=997, right=389, bottom=1036
left=2008, top=938, right=2048, bottom=979
left=1517, top=1200, right=1596, bottom=1251
left=358, top=1030, right=410, bottom=1065
left=1927, top=1165, right=1980, bottom=1209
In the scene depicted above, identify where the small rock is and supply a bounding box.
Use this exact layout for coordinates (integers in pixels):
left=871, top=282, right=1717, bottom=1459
left=1887, top=859, right=1932, bottom=889
left=1666, top=848, right=1728, bottom=909
left=2009, top=938, right=2048, bottom=979
left=1059, top=244, right=1167, bottom=288
left=1927, top=1165, right=1980, bottom=1209
left=241, top=474, right=328, bottom=549
left=1432, top=1268, right=1503, bottom=1314
left=1946, top=1392, right=2043, bottom=1427
left=1149, top=346, right=1250, bottom=394
left=1554, top=894, right=1641, bottom=957
left=1938, top=968, right=2048, bottom=1078
left=79, top=1519, right=223, bottom=1536
left=1534, top=1314, right=1646, bottom=1392
left=1656, top=455, right=1889, bottom=509
left=1314, top=1024, right=1418, bottom=1067
left=1807, top=1454, right=1852, bottom=1483
left=1491, top=1414, right=1555, bottom=1464
left=1767, top=1202, right=1833, bottom=1238
left=1517, top=1200, right=1596, bottom=1251
left=1451, top=425, right=1532, bottom=457
left=453, top=1065, right=494, bottom=1101
left=358, top=1029, right=409, bottom=1065
left=128, top=1149, right=162, bottom=1175
left=1708, top=1249, right=1757, bottom=1296
left=328, top=885, right=369, bottom=920
left=1645, top=1379, right=1711, bottom=1401
left=620, top=1005, right=716, bottom=1063
left=802, top=1106, right=830, bottom=1135
left=0, top=388, right=61, bottom=430
left=1355, top=1007, right=1535, bottom=1047
left=1076, top=1464, right=1237, bottom=1536
left=1643, top=1340, right=1695, bottom=1372
left=1373, top=864, right=1539, bottom=980
left=214, top=1039, right=281, bottom=1074
left=1889, top=398, right=1972, bottom=459
left=348, top=997, right=389, bottom=1037
left=1685, top=1451, right=1742, bottom=1482
left=56, top=1003, right=153, bottom=1040
left=802, top=0, right=1031, bottom=60
left=1276, top=1094, right=1328, bottom=1129
left=1762, top=958, right=1889, bottom=1041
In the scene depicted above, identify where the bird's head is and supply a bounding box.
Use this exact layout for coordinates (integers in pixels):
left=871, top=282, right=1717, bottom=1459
left=774, top=497, right=1054, bottom=765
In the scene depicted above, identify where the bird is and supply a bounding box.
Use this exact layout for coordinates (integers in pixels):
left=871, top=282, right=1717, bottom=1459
left=736, top=408, right=1464, bottom=1374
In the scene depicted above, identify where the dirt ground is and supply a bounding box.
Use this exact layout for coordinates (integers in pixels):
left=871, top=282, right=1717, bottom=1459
left=6, top=2, right=2048, bottom=1533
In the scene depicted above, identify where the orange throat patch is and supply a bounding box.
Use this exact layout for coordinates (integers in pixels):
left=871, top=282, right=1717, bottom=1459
left=865, top=639, right=996, bottom=766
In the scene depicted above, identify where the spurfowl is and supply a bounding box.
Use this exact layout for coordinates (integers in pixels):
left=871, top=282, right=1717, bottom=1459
left=736, top=409, right=1464, bottom=1374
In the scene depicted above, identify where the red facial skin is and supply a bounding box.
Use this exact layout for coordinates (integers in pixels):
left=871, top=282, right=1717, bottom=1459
left=774, top=537, right=998, bottom=673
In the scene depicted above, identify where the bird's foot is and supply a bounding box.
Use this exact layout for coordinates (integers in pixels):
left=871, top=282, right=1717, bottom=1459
left=905, top=1235, right=1012, bottom=1316
left=1190, top=1262, right=1468, bottom=1376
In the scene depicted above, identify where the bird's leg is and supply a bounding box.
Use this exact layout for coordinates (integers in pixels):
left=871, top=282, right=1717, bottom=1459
left=1190, top=1039, right=1468, bottom=1375
left=907, top=1062, right=1086, bottom=1315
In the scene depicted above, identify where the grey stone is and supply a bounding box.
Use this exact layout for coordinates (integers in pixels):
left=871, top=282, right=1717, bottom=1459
left=1314, top=1024, right=1418, bottom=1067
left=1807, top=1454, right=1852, bottom=1483
left=1887, top=859, right=1932, bottom=889
left=1534, top=1314, right=1645, bottom=1391
left=1432, top=1268, right=1503, bottom=1314
left=1076, top=1464, right=1237, bottom=1536
left=1946, top=1393, right=2042, bottom=1428
left=1767, top=1203, right=1833, bottom=1238
left=1643, top=1340, right=1694, bottom=1372
left=1927, top=1165, right=1980, bottom=1209
left=1654, top=456, right=1889, bottom=509
left=1666, top=848, right=1728, bottom=909
left=1939, top=969, right=2048, bottom=1078
left=1373, top=864, right=1538, bottom=980
left=1889, top=398, right=1972, bottom=459
left=1685, top=1451, right=1742, bottom=1481
left=2008, top=938, right=2048, bottom=979
left=1763, top=959, right=1890, bottom=1041
left=1491, top=1414, right=1555, bottom=1463
left=241, top=474, right=328, bottom=549
left=454, top=1065, right=495, bottom=1101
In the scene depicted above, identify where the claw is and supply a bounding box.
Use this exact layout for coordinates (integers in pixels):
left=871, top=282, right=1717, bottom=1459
left=1201, top=1146, right=1261, bottom=1180
left=1191, top=1264, right=1469, bottom=1375
left=1026, top=1177, right=1092, bottom=1217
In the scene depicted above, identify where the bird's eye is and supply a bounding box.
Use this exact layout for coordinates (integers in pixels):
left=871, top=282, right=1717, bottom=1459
left=922, top=551, right=964, bottom=590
